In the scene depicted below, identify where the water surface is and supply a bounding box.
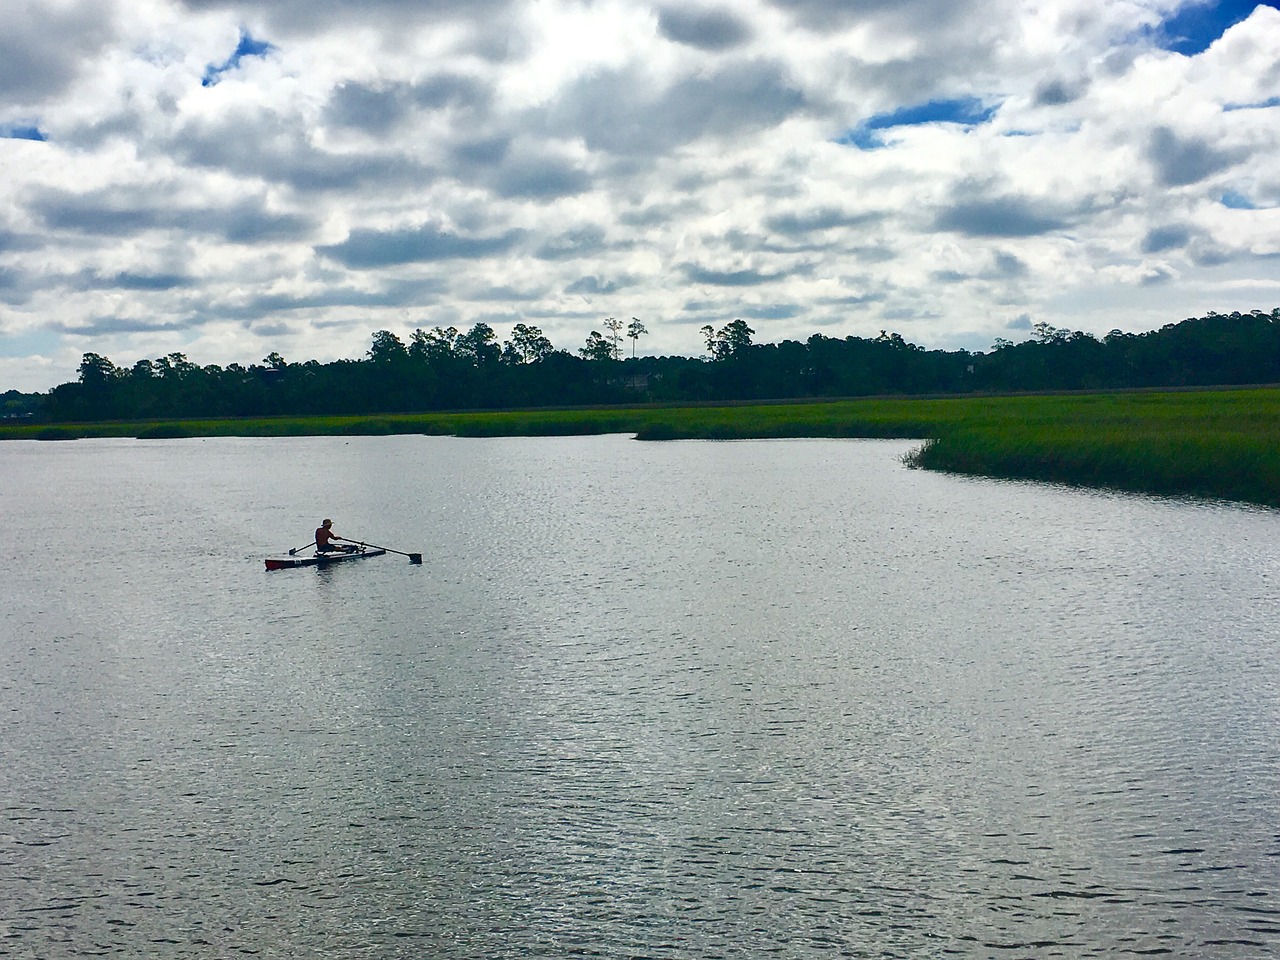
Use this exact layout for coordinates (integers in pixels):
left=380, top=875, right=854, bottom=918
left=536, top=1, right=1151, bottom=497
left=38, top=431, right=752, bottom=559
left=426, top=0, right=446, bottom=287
left=2, top=435, right=1278, bottom=957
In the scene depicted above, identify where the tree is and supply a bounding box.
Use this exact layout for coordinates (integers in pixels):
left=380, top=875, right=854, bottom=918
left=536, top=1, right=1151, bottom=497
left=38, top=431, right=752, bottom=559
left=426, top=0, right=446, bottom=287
left=410, top=326, right=459, bottom=363
left=580, top=330, right=615, bottom=361
left=602, top=317, right=624, bottom=360
left=700, top=324, right=720, bottom=359
left=506, top=323, right=554, bottom=363
left=33, top=307, right=1280, bottom=422
left=2, top=389, right=41, bottom=419
left=721, top=319, right=754, bottom=356
left=702, top=319, right=755, bottom=360
left=627, top=318, right=648, bottom=358
left=1033, top=321, right=1067, bottom=343
left=455, top=323, right=501, bottom=366
left=153, top=352, right=199, bottom=380
left=77, top=353, right=118, bottom=386
left=368, top=330, right=408, bottom=364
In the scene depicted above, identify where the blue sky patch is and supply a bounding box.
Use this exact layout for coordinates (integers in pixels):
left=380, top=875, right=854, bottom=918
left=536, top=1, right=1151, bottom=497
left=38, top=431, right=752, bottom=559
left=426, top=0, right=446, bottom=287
left=1220, top=190, right=1257, bottom=209
left=202, top=31, right=275, bottom=87
left=1155, top=0, right=1261, bottom=56
left=838, top=97, right=997, bottom=150
left=0, top=329, right=59, bottom=359
left=1, top=126, right=47, bottom=141
left=1225, top=95, right=1280, bottom=111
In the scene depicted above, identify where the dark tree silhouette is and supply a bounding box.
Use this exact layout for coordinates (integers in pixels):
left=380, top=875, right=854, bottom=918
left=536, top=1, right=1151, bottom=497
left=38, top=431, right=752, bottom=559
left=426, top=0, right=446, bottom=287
left=27, top=308, right=1280, bottom=423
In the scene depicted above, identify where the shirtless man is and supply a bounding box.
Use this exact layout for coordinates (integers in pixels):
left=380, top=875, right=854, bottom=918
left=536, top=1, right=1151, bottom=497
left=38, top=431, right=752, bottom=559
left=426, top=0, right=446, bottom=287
left=315, top=519, right=356, bottom=553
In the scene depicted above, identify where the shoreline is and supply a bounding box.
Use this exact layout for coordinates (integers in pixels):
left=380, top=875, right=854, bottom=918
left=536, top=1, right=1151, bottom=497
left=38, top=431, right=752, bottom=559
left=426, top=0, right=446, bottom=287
left=4, top=387, right=1278, bottom=509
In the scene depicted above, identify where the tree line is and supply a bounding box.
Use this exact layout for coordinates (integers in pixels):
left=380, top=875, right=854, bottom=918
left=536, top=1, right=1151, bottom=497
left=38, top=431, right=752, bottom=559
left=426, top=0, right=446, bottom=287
left=21, top=308, right=1280, bottom=422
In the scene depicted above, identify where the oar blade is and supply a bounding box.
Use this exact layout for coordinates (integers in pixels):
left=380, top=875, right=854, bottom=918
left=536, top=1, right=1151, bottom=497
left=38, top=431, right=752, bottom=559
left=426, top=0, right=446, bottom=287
left=409, top=553, right=422, bottom=565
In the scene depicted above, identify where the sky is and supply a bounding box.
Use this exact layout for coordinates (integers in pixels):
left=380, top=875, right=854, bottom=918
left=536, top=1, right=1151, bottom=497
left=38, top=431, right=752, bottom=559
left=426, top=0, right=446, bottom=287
left=1, top=0, right=1278, bottom=391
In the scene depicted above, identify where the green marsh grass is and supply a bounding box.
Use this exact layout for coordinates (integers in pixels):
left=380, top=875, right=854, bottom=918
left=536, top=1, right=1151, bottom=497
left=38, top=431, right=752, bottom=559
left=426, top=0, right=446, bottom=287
left=3, top=388, right=1277, bottom=507
left=902, top=390, right=1280, bottom=506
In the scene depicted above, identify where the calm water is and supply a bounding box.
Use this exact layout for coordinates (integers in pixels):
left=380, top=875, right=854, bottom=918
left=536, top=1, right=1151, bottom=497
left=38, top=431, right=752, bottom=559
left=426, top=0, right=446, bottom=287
left=1, top=435, right=1278, bottom=958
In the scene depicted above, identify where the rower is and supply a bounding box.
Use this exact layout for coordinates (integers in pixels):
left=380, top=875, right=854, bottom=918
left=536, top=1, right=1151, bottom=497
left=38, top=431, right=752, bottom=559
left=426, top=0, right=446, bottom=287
left=315, top=519, right=356, bottom=553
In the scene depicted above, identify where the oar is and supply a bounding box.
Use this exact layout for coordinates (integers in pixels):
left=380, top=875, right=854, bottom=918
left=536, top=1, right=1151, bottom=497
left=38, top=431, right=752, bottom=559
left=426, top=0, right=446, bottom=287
left=288, top=541, right=317, bottom=556
left=357, top=541, right=422, bottom=564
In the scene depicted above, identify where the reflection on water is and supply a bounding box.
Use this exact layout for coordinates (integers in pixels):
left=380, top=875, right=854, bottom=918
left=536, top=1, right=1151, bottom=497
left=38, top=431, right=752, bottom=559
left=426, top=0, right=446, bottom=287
left=2, top=435, right=1279, bottom=958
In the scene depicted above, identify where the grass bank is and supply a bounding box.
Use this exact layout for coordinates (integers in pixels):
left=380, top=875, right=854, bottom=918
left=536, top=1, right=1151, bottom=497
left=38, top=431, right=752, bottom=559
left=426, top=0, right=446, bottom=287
left=903, top=389, right=1280, bottom=507
left=3, top=387, right=1277, bottom=507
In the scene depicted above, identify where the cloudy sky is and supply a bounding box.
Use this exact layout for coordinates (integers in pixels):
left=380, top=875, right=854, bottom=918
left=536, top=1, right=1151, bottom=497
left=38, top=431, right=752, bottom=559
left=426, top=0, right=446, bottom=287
left=1, top=0, right=1278, bottom=390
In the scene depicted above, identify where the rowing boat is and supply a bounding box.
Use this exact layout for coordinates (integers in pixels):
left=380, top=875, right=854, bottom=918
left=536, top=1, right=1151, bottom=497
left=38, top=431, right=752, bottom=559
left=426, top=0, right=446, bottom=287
left=265, top=547, right=387, bottom=571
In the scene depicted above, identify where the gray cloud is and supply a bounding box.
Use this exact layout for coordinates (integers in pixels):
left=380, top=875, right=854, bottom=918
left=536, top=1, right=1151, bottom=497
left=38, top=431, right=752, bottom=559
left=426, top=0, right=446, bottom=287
left=317, top=223, right=526, bottom=268
left=675, top=299, right=722, bottom=318
left=880, top=305, right=937, bottom=322
left=765, top=0, right=970, bottom=32
left=176, top=110, right=437, bottom=192
left=536, top=227, right=608, bottom=261
left=0, top=229, right=43, bottom=254
left=60, top=108, right=153, bottom=151
left=722, top=226, right=864, bottom=257
left=465, top=284, right=543, bottom=301
left=325, top=74, right=493, bottom=134
left=765, top=0, right=899, bottom=29
left=451, top=136, right=511, bottom=168
left=0, top=0, right=115, bottom=102
left=820, top=292, right=887, bottom=307
left=244, top=290, right=395, bottom=314
left=53, top=315, right=192, bottom=336
left=1147, top=127, right=1244, bottom=187
left=1033, top=77, right=1086, bottom=106
left=217, top=278, right=445, bottom=321
left=1189, top=242, right=1234, bottom=267
left=565, top=276, right=630, bottom=296
left=681, top=263, right=796, bottom=285
left=657, top=5, right=753, bottom=50
left=30, top=189, right=315, bottom=244
left=550, top=60, right=806, bottom=155
left=490, top=154, right=593, bottom=199
left=413, top=73, right=492, bottom=110
left=742, top=303, right=802, bottom=319
left=763, top=207, right=881, bottom=236
left=219, top=206, right=317, bottom=244
left=176, top=0, right=515, bottom=35
left=325, top=82, right=412, bottom=134
left=619, top=201, right=701, bottom=227
left=32, top=192, right=154, bottom=235
left=0, top=267, right=33, bottom=305
left=846, top=245, right=898, bottom=263
left=1141, top=224, right=1193, bottom=254
left=991, top=251, right=1028, bottom=277
left=1140, top=264, right=1176, bottom=286
left=934, top=196, right=1070, bottom=237
left=78, top=271, right=195, bottom=292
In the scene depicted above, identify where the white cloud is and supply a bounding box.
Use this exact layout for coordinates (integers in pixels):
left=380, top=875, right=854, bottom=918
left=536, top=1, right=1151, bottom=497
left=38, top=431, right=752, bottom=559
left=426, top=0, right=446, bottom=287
left=2, top=0, right=1279, bottom=391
